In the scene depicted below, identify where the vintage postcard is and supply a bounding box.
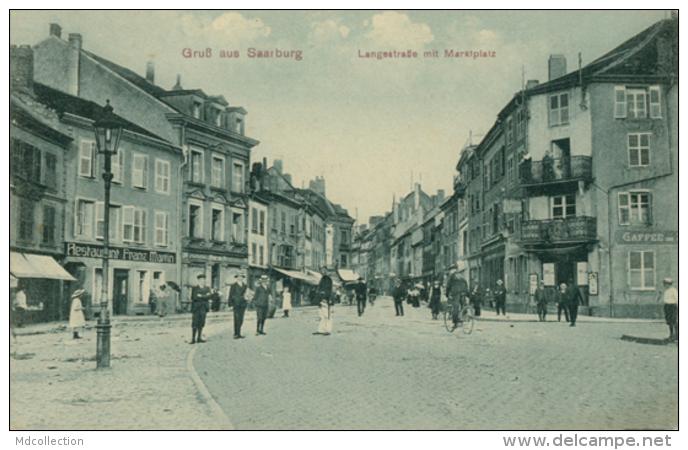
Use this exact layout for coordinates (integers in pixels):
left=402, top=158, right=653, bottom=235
left=9, top=9, right=678, bottom=439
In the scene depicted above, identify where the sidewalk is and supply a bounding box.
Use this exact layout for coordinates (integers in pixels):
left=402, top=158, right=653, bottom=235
left=10, top=310, right=242, bottom=430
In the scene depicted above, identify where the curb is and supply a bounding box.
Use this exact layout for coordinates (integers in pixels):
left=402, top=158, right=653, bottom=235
left=186, top=344, right=236, bottom=430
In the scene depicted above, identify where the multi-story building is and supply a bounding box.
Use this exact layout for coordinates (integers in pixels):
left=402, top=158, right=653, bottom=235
left=10, top=45, right=76, bottom=323
left=455, top=17, right=677, bottom=317
left=31, top=24, right=259, bottom=305
left=248, top=194, right=269, bottom=286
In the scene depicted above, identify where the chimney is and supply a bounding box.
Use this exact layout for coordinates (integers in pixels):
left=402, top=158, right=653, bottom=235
left=146, top=61, right=155, bottom=84
left=525, top=79, right=539, bottom=90
left=68, top=33, right=82, bottom=50
left=437, top=189, right=445, bottom=204
left=273, top=159, right=283, bottom=174
left=172, top=74, right=183, bottom=91
left=283, top=173, right=292, bottom=185
left=548, top=55, right=566, bottom=81
left=49, top=23, right=62, bottom=39
left=10, top=45, right=34, bottom=92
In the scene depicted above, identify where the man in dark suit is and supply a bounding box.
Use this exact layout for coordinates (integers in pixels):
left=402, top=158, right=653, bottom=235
left=228, top=273, right=249, bottom=339
left=355, top=280, right=367, bottom=317
left=253, top=275, right=270, bottom=336
left=563, top=280, right=583, bottom=327
left=534, top=280, right=549, bottom=322
left=556, top=283, right=570, bottom=323
left=493, top=279, right=507, bottom=316
left=392, top=278, right=405, bottom=317
left=190, top=274, right=212, bottom=344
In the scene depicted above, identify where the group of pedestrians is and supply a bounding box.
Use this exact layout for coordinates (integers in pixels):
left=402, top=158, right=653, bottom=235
left=532, top=280, right=583, bottom=326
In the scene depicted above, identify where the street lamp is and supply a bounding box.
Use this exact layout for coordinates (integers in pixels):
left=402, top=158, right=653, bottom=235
left=93, top=100, right=124, bottom=369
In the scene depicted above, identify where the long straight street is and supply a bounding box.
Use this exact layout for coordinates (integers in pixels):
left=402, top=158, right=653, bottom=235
left=194, top=297, right=677, bottom=430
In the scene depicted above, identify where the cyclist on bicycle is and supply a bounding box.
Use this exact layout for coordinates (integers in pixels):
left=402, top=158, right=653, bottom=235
left=446, top=266, right=469, bottom=330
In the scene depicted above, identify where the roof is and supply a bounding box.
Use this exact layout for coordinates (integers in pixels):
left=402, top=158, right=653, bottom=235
left=32, top=83, right=167, bottom=141
left=83, top=49, right=168, bottom=98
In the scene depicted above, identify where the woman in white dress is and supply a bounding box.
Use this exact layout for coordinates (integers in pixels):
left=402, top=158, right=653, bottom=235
left=70, top=289, right=86, bottom=339
left=282, top=286, right=292, bottom=317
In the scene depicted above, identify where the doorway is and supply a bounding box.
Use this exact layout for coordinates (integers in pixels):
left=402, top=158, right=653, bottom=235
left=113, top=269, right=129, bottom=315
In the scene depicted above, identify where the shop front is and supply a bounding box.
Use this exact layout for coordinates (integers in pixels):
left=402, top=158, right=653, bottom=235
left=64, top=242, right=178, bottom=316
left=182, top=250, right=247, bottom=311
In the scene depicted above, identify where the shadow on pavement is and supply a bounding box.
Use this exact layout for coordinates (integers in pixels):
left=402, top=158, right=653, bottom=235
left=620, top=335, right=676, bottom=346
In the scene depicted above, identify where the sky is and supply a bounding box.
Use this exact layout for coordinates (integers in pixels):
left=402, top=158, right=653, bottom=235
left=9, top=10, right=669, bottom=225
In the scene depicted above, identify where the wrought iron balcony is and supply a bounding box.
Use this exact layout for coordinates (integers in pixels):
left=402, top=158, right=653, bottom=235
left=519, top=155, right=592, bottom=186
left=520, top=216, right=597, bottom=246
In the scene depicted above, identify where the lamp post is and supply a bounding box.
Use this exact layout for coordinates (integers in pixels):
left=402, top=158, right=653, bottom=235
left=93, top=100, right=124, bottom=369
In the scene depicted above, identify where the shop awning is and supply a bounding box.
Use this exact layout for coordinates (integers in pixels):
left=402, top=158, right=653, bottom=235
left=305, top=269, right=340, bottom=287
left=10, top=252, right=76, bottom=281
left=338, top=269, right=361, bottom=282
left=274, top=268, right=319, bottom=285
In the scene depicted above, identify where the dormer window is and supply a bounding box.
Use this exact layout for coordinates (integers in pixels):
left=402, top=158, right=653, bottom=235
left=192, top=102, right=202, bottom=119
left=236, top=117, right=245, bottom=135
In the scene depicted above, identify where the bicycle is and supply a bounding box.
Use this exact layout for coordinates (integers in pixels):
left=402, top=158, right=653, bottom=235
left=443, top=299, right=474, bottom=334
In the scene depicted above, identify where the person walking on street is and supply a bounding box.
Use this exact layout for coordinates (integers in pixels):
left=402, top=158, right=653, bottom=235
left=355, top=280, right=367, bottom=316
left=253, top=275, right=270, bottom=336
left=428, top=279, right=442, bottom=320
left=282, top=286, right=292, bottom=318
left=314, top=266, right=334, bottom=335
left=470, top=282, right=483, bottom=317
left=534, top=281, right=549, bottom=322
left=657, top=278, right=678, bottom=340
left=556, top=283, right=570, bottom=322
left=190, top=274, right=212, bottom=344
left=155, top=283, right=169, bottom=318
left=447, top=267, right=469, bottom=329
left=563, top=281, right=583, bottom=327
left=70, top=289, right=86, bottom=339
left=392, top=278, right=405, bottom=317
left=228, top=273, right=249, bottom=338
left=494, top=279, right=507, bottom=316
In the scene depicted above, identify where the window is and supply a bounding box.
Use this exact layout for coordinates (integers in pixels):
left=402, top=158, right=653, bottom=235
left=232, top=213, right=243, bottom=244
left=259, top=245, right=264, bottom=266
left=628, top=134, right=650, bottom=167
left=251, top=208, right=258, bottom=234
left=19, top=197, right=34, bottom=242
left=136, top=270, right=151, bottom=304
left=618, top=192, right=652, bottom=225
left=260, top=211, right=265, bottom=236
left=552, top=194, right=576, bottom=219
left=155, top=211, right=169, bottom=246
left=232, top=162, right=244, bottom=193
left=517, top=109, right=526, bottom=139
left=96, top=203, right=121, bottom=241
left=190, top=149, right=204, bottom=183
left=79, top=140, right=96, bottom=178
left=132, top=154, right=148, bottom=189
left=133, top=209, right=147, bottom=243
left=211, top=156, right=225, bottom=189
left=506, top=118, right=513, bottom=145
left=10, top=139, right=41, bottom=183
left=252, top=243, right=257, bottom=264
left=155, top=159, right=171, bottom=193
left=76, top=199, right=95, bottom=238
left=506, top=155, right=515, bottom=184
left=549, top=92, right=569, bottom=127
left=44, top=152, right=57, bottom=189
left=188, top=203, right=203, bottom=238
left=112, top=149, right=123, bottom=184
left=192, top=102, right=202, bottom=119
left=629, top=251, right=655, bottom=290
left=41, top=204, right=56, bottom=246
left=615, top=86, right=661, bottom=119
left=281, top=211, right=286, bottom=234
left=290, top=214, right=296, bottom=236
left=212, top=206, right=224, bottom=241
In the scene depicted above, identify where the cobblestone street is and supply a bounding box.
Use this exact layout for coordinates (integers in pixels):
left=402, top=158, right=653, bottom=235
left=194, top=297, right=678, bottom=430
left=10, top=298, right=677, bottom=430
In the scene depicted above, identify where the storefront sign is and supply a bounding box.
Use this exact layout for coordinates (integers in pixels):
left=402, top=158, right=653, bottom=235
left=577, top=262, right=588, bottom=286
left=615, top=230, right=678, bottom=245
left=65, top=242, right=176, bottom=264
left=588, top=272, right=598, bottom=295
left=543, top=263, right=555, bottom=286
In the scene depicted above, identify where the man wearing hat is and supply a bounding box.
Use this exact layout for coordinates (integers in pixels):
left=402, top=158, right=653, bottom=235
left=493, top=279, right=507, bottom=316
left=534, top=280, right=549, bottom=322
left=253, top=275, right=270, bottom=336
left=562, top=279, right=583, bottom=327
left=428, top=279, right=443, bottom=320
left=228, top=273, right=249, bottom=339
left=190, top=274, right=212, bottom=344
left=392, top=278, right=405, bottom=317
left=355, top=279, right=367, bottom=317
left=70, top=289, right=87, bottom=339
left=447, top=266, right=469, bottom=327
left=657, top=278, right=678, bottom=340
